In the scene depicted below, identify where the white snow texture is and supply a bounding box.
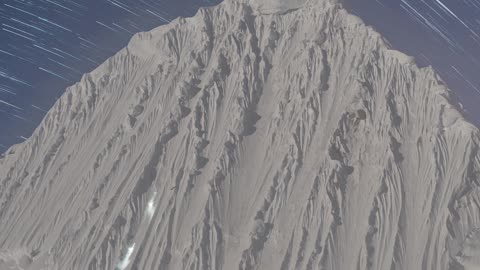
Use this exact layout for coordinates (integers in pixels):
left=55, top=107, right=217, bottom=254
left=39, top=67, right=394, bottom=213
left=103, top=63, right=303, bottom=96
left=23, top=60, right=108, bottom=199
left=1, top=0, right=480, bottom=269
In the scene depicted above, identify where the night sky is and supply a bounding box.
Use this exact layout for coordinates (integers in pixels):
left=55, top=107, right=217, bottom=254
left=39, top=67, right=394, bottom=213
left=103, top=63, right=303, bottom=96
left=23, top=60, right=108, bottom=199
left=0, top=0, right=480, bottom=152
left=345, top=0, right=480, bottom=125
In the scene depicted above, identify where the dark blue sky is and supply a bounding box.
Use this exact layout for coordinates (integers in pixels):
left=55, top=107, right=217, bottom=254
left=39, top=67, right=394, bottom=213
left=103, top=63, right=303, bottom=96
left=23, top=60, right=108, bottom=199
left=0, top=0, right=220, bottom=151
left=0, top=0, right=480, bottom=152
left=345, top=0, right=480, bottom=125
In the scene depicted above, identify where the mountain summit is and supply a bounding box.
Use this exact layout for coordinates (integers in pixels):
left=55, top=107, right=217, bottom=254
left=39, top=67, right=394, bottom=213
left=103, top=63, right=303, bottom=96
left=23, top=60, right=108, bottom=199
left=1, top=0, right=480, bottom=269
left=242, top=0, right=313, bottom=13
left=240, top=0, right=336, bottom=13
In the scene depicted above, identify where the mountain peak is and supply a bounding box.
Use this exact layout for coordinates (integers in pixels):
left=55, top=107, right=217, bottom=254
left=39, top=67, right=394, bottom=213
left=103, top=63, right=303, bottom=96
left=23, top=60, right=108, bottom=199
left=1, top=0, right=479, bottom=269
left=235, top=0, right=337, bottom=13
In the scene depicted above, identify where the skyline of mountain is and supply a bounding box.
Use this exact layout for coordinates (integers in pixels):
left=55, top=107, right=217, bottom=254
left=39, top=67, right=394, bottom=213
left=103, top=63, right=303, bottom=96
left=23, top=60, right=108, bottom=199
left=1, top=0, right=480, bottom=152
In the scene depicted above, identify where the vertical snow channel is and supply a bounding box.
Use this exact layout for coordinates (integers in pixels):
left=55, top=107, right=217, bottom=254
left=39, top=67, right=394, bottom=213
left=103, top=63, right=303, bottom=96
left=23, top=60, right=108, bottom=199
left=115, top=191, right=158, bottom=269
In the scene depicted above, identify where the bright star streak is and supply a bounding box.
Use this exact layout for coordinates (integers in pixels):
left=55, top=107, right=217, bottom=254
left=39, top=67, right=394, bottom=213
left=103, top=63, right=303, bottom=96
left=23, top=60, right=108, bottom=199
left=38, top=67, right=70, bottom=81
left=0, top=99, right=22, bottom=110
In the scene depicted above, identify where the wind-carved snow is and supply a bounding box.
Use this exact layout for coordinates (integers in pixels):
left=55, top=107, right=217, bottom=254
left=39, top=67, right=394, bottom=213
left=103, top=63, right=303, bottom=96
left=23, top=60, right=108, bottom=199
left=115, top=192, right=155, bottom=270
left=145, top=191, right=157, bottom=220
left=456, top=228, right=480, bottom=269
left=240, top=0, right=335, bottom=14
left=0, top=248, right=33, bottom=270
left=0, top=0, right=480, bottom=269
left=115, top=244, right=135, bottom=270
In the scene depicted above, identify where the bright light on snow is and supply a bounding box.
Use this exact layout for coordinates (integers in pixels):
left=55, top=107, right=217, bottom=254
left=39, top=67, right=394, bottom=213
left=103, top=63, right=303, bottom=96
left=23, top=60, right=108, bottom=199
left=145, top=192, right=157, bottom=220
left=115, top=243, right=135, bottom=270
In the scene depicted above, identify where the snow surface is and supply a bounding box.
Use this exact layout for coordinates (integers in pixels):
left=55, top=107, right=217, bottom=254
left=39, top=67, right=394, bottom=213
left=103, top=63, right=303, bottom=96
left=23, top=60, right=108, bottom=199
left=240, top=0, right=336, bottom=14
left=1, top=0, right=480, bottom=269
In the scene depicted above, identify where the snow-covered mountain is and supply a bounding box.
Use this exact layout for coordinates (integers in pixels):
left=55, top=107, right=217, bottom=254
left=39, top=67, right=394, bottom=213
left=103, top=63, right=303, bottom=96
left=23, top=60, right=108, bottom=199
left=1, top=0, right=480, bottom=269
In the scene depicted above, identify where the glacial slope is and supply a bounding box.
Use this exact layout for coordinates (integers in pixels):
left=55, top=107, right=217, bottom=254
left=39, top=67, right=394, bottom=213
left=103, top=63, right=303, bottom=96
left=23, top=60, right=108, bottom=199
left=1, top=0, right=480, bottom=269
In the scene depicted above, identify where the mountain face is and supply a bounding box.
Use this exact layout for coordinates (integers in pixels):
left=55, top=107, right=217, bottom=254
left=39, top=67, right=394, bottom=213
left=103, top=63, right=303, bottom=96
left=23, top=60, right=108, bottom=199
left=1, top=0, right=480, bottom=269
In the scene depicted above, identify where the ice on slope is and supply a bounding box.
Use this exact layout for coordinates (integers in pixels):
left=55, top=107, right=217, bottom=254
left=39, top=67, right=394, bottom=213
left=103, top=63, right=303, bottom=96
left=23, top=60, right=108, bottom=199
left=1, top=0, right=480, bottom=269
left=115, top=244, right=135, bottom=270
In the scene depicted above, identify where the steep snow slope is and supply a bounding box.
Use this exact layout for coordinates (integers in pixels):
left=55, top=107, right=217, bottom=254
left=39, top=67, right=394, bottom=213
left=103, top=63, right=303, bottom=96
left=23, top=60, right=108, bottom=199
left=245, top=0, right=311, bottom=13
left=1, top=0, right=480, bottom=269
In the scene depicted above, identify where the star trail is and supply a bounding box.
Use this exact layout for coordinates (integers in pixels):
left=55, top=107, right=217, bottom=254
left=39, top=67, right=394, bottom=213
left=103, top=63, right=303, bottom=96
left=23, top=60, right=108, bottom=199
left=1, top=0, right=480, bottom=152
left=345, top=0, right=480, bottom=124
left=0, top=0, right=220, bottom=151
